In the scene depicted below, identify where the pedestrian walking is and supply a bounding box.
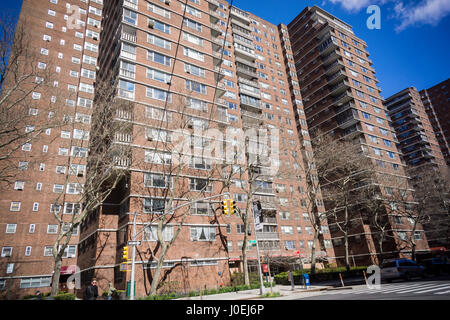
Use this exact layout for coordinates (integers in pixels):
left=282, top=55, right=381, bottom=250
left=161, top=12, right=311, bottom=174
left=35, top=290, right=42, bottom=300
left=83, top=279, right=99, bottom=300
left=107, top=282, right=116, bottom=300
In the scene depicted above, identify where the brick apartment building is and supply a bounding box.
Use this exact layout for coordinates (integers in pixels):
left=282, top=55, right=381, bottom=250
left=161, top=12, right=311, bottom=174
left=385, top=87, right=447, bottom=169
left=0, top=0, right=102, bottom=299
left=420, top=78, right=450, bottom=166
left=286, top=6, right=430, bottom=266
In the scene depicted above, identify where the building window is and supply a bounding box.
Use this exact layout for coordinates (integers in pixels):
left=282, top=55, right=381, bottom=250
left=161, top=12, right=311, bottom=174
left=1, top=247, right=12, bottom=257
left=10, top=202, right=21, bottom=212
left=190, top=226, right=216, bottom=241
left=143, top=226, right=174, bottom=242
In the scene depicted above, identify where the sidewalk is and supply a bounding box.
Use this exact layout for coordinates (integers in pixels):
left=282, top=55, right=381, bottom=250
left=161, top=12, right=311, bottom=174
left=176, top=284, right=352, bottom=301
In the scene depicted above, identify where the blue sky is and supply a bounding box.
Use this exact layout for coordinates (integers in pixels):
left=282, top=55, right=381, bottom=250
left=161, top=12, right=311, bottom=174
left=2, top=0, right=449, bottom=98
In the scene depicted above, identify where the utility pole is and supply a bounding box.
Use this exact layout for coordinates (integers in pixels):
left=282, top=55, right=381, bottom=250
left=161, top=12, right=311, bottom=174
left=129, top=211, right=139, bottom=301
left=251, top=201, right=265, bottom=296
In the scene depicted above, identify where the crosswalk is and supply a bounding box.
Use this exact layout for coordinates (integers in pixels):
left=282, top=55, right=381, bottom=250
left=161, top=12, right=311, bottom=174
left=321, top=281, right=450, bottom=297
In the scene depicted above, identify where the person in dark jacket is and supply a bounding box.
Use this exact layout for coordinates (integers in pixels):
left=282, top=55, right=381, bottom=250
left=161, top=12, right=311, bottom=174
left=83, top=279, right=99, bottom=300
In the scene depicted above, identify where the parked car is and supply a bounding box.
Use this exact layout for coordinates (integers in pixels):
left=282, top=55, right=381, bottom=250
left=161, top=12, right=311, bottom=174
left=421, top=257, right=449, bottom=276
left=381, top=258, right=425, bottom=282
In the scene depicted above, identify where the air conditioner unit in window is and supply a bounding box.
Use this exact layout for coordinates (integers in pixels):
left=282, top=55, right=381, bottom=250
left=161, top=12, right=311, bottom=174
left=148, top=21, right=154, bottom=28
left=164, top=0, right=170, bottom=4
left=147, top=136, right=154, bottom=141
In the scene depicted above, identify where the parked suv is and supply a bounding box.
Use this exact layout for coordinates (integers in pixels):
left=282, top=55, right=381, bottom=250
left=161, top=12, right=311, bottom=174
left=381, top=258, right=425, bottom=282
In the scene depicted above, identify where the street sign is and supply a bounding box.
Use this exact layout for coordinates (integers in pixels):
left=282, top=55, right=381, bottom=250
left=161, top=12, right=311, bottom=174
left=128, top=241, right=141, bottom=246
left=120, top=263, right=130, bottom=272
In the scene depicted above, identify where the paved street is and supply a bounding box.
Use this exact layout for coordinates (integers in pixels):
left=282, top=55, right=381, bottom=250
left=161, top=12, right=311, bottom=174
left=299, top=279, right=450, bottom=300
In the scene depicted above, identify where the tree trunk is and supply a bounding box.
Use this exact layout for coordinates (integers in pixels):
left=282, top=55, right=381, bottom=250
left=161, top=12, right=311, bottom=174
left=150, top=258, right=164, bottom=296
left=344, top=232, right=350, bottom=272
left=344, top=206, right=350, bottom=272
left=242, top=232, right=250, bottom=286
left=378, top=237, right=384, bottom=266
left=310, top=229, right=319, bottom=275
left=51, top=258, right=63, bottom=296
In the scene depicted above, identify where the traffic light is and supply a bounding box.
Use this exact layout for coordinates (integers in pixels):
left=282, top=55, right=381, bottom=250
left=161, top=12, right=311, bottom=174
left=222, top=200, right=229, bottom=215
left=122, top=246, right=129, bottom=262
left=229, top=200, right=235, bottom=216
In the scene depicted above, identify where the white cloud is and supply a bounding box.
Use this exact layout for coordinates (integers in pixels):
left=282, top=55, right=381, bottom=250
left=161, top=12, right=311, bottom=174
left=393, top=0, right=450, bottom=32
left=328, top=0, right=375, bottom=12
left=326, top=0, right=450, bottom=31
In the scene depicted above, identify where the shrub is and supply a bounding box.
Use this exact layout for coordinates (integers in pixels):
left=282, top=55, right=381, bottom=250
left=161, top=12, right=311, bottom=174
left=53, top=293, right=76, bottom=300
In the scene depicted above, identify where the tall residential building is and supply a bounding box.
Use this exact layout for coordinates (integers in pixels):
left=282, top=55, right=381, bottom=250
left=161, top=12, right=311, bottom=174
left=287, top=6, right=429, bottom=266
left=420, top=78, right=450, bottom=166
left=0, top=0, right=103, bottom=299
left=385, top=87, right=447, bottom=169
left=1, top=0, right=335, bottom=298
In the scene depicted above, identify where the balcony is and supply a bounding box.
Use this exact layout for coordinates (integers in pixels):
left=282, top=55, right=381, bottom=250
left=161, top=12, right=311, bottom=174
left=238, top=77, right=259, bottom=87
left=119, top=68, right=136, bottom=80
left=234, top=45, right=256, bottom=60
left=333, top=90, right=353, bottom=106
left=232, top=27, right=252, bottom=40
left=241, top=109, right=263, bottom=120
left=214, top=82, right=226, bottom=98
left=240, top=95, right=262, bottom=110
left=209, top=10, right=220, bottom=23
left=329, top=80, right=350, bottom=96
left=212, top=51, right=223, bottom=66
left=324, top=60, right=345, bottom=75
left=242, top=116, right=263, bottom=129
left=334, top=101, right=355, bottom=115
left=121, top=31, right=136, bottom=43
left=115, top=132, right=133, bottom=143
left=213, top=66, right=225, bottom=82
left=236, top=66, right=258, bottom=80
left=205, top=0, right=219, bottom=9
left=322, top=49, right=341, bottom=65
left=231, top=19, right=253, bottom=33
left=230, top=7, right=251, bottom=25
left=123, top=0, right=138, bottom=10
left=336, top=109, right=360, bottom=129
left=255, top=232, right=280, bottom=240
left=319, top=37, right=338, bottom=55
left=235, top=56, right=256, bottom=68
left=327, top=70, right=347, bottom=85
left=210, top=23, right=222, bottom=37
left=239, top=85, right=261, bottom=99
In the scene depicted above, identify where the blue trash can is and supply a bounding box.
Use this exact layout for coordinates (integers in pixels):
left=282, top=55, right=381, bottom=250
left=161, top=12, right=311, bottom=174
left=304, top=274, right=311, bottom=289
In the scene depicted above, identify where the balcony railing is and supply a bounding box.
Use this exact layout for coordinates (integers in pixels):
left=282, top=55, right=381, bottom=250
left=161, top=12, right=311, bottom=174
left=236, top=66, right=258, bottom=79
left=121, top=32, right=136, bottom=43
left=123, top=0, right=138, bottom=10
left=120, top=68, right=136, bottom=79
left=255, top=232, right=280, bottom=240
left=240, top=96, right=261, bottom=109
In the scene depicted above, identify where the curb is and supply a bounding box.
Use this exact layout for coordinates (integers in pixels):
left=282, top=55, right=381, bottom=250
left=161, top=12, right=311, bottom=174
left=235, top=287, right=334, bottom=300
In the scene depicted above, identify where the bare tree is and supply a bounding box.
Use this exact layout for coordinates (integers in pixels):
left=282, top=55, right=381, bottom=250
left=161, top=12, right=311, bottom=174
left=0, top=15, right=66, bottom=186
left=311, top=131, right=376, bottom=271
left=395, top=165, right=450, bottom=261
left=48, top=81, right=131, bottom=296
